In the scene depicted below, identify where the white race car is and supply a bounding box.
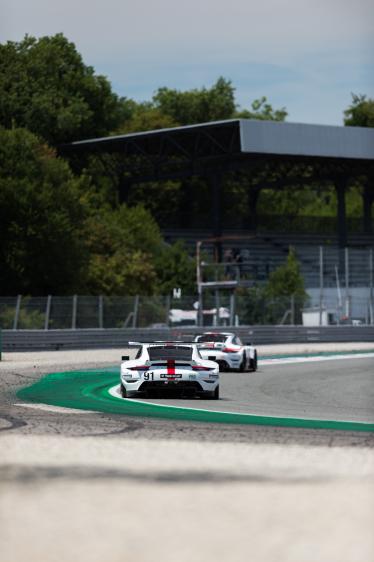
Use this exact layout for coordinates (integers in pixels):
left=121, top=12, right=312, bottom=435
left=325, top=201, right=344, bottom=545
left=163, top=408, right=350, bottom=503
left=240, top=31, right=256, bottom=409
left=120, top=342, right=220, bottom=399
left=194, top=332, right=258, bottom=372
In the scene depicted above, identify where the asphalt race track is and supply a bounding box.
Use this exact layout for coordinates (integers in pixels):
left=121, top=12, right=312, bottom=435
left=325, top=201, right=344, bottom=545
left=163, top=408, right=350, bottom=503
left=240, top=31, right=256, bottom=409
left=1, top=347, right=374, bottom=562
left=12, top=353, right=374, bottom=430
left=1, top=350, right=374, bottom=438
left=119, top=357, right=374, bottom=423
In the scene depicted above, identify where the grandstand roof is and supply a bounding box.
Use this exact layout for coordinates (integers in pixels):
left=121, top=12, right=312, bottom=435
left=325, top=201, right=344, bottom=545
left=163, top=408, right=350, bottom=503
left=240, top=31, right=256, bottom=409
left=62, top=119, right=374, bottom=164
left=60, top=119, right=374, bottom=250
left=239, top=120, right=374, bottom=161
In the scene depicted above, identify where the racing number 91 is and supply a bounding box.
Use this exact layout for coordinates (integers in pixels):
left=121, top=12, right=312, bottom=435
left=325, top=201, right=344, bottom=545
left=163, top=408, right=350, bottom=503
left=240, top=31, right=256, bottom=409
left=143, top=372, right=154, bottom=380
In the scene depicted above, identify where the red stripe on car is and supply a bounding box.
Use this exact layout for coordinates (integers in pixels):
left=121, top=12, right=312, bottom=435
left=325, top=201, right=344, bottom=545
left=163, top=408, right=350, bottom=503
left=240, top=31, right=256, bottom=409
left=167, top=360, right=176, bottom=380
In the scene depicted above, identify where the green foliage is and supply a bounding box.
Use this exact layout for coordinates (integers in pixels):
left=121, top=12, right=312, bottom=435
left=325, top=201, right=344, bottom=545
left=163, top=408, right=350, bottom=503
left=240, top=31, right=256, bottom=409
left=137, top=297, right=168, bottom=327
left=265, top=247, right=307, bottom=299
left=236, top=250, right=307, bottom=324
left=344, top=94, right=374, bottom=127
left=154, top=240, right=196, bottom=294
left=236, top=288, right=292, bottom=325
left=81, top=153, right=123, bottom=207
left=0, top=126, right=196, bottom=296
left=0, top=127, right=90, bottom=295
left=152, top=77, right=236, bottom=125
left=0, top=306, right=45, bottom=329
left=86, top=249, right=157, bottom=296
left=118, top=107, right=179, bottom=133
left=0, top=34, right=128, bottom=145
left=256, top=181, right=364, bottom=226
left=83, top=209, right=196, bottom=296
left=83, top=205, right=161, bottom=295
left=236, top=96, right=287, bottom=121
left=120, top=79, right=286, bottom=132
left=127, top=180, right=181, bottom=223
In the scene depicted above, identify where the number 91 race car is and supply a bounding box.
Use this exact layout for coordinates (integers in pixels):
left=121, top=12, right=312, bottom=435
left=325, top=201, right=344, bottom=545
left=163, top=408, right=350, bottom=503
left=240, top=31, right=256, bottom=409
left=194, top=332, right=257, bottom=372
left=120, top=342, right=219, bottom=399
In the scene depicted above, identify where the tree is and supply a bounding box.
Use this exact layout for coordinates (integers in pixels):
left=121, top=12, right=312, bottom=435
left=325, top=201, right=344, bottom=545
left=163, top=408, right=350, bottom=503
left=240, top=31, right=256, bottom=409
left=236, top=96, right=287, bottom=121
left=152, top=77, right=236, bottom=125
left=237, top=249, right=308, bottom=324
left=0, top=34, right=130, bottom=145
left=0, top=127, right=90, bottom=294
left=118, top=107, right=179, bottom=133
left=265, top=247, right=306, bottom=299
left=83, top=206, right=196, bottom=295
left=154, top=240, right=196, bottom=294
left=83, top=205, right=161, bottom=295
left=344, top=94, right=374, bottom=127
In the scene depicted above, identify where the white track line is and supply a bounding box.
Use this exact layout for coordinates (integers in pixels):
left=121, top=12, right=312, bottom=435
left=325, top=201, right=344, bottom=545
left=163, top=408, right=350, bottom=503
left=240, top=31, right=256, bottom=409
left=14, top=403, right=94, bottom=414
left=260, top=352, right=374, bottom=366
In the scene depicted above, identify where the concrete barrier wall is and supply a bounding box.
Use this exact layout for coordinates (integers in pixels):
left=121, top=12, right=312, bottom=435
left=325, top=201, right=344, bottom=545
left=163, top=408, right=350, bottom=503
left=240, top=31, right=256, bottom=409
left=2, top=326, right=374, bottom=351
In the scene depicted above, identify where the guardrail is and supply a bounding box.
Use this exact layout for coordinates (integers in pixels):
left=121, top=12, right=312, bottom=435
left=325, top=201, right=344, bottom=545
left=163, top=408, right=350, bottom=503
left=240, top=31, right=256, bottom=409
left=2, top=326, right=374, bottom=352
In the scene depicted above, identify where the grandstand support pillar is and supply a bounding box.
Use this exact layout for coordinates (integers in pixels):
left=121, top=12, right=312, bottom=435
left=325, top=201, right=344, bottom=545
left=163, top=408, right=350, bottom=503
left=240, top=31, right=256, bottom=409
left=179, top=180, right=193, bottom=228
left=335, top=178, right=348, bottom=277
left=335, top=178, right=347, bottom=249
left=363, top=183, right=373, bottom=234
left=248, top=186, right=260, bottom=231
left=209, top=171, right=223, bottom=261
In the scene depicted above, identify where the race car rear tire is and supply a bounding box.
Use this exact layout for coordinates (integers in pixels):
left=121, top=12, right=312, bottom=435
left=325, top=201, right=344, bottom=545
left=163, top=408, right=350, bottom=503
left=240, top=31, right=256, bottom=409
left=201, top=386, right=219, bottom=400
left=250, top=351, right=258, bottom=372
left=120, top=383, right=128, bottom=398
left=239, top=352, right=247, bottom=372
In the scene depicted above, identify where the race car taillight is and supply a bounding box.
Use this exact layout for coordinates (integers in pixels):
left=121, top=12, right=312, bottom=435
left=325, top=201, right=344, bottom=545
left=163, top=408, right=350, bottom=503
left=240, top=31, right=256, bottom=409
left=128, top=365, right=149, bottom=371
left=222, top=347, right=238, bottom=353
left=192, top=365, right=212, bottom=371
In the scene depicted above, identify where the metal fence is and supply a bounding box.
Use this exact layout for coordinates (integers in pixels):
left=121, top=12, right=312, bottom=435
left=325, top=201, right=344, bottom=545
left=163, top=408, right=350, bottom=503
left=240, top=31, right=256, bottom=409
left=1, top=291, right=374, bottom=330
left=2, top=326, right=374, bottom=352
left=0, top=295, right=167, bottom=330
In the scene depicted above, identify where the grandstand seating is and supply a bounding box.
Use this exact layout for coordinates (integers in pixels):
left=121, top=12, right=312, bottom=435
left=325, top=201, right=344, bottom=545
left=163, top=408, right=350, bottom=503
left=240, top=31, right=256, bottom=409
left=162, top=229, right=374, bottom=288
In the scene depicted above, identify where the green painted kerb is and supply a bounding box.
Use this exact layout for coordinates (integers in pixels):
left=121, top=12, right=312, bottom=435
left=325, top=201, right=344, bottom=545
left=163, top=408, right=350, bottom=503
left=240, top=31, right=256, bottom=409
left=16, top=367, right=374, bottom=432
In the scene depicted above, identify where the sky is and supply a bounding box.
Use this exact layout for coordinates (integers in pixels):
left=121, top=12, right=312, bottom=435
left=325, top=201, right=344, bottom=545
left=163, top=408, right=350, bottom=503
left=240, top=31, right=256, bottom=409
left=1, top=0, right=373, bottom=125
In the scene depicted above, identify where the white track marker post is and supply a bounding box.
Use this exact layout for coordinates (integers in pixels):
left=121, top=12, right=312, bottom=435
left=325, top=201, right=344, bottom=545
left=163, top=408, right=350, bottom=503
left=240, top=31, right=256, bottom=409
left=44, top=295, right=51, bottom=330
left=196, top=240, right=203, bottom=327
left=72, top=295, right=77, bottom=330
left=291, top=294, right=295, bottom=325
left=335, top=265, right=342, bottom=325
left=98, top=295, right=104, bottom=329
left=319, top=246, right=324, bottom=326
left=369, top=248, right=373, bottom=324
left=132, top=295, right=139, bottom=328
left=229, top=292, right=235, bottom=326
left=13, top=295, right=22, bottom=330
left=165, top=294, right=171, bottom=326
left=345, top=247, right=350, bottom=319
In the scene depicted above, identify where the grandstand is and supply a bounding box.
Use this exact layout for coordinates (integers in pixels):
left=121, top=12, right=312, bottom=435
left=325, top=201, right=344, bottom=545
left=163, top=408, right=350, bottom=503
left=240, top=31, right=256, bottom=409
left=62, top=119, right=374, bottom=293
left=61, top=119, right=374, bottom=253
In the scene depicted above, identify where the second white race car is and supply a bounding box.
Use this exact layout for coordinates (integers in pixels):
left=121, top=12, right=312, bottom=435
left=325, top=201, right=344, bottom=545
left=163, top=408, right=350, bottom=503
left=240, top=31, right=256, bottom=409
left=194, top=332, right=258, bottom=372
